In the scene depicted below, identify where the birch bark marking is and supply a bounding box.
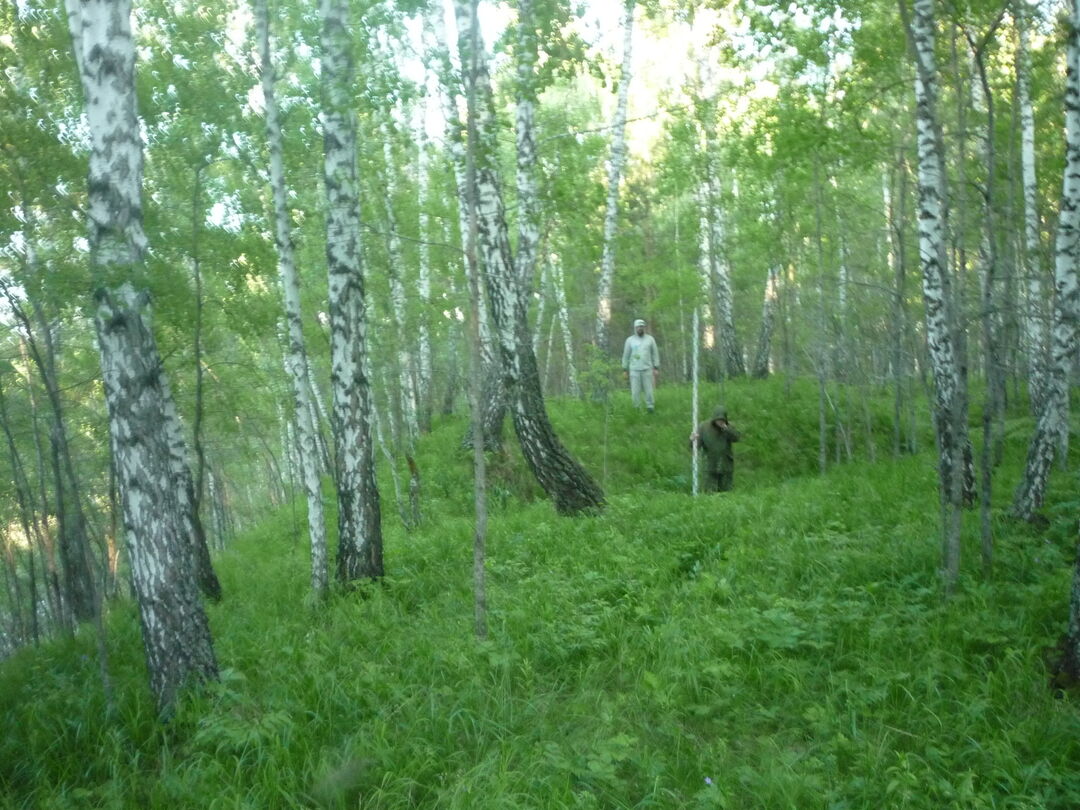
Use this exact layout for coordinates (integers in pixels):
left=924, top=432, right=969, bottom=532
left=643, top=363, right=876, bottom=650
left=594, top=0, right=635, bottom=352
left=66, top=0, right=217, bottom=713
left=1016, top=2, right=1047, bottom=412
left=257, top=0, right=328, bottom=594
left=426, top=6, right=505, bottom=449
left=321, top=0, right=383, bottom=581
left=705, top=135, right=744, bottom=377
left=908, top=0, right=967, bottom=588
left=1012, top=0, right=1080, bottom=520
left=515, top=0, right=541, bottom=304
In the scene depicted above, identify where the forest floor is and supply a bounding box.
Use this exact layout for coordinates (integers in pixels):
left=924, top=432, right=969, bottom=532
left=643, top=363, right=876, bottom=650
left=2, top=378, right=1080, bottom=809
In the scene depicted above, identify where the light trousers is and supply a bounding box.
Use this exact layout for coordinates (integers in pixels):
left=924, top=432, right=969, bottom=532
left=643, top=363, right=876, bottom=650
left=629, top=369, right=655, bottom=410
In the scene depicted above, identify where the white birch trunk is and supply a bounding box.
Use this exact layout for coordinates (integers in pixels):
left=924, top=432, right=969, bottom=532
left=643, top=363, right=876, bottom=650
left=416, top=112, right=434, bottom=430
left=594, top=0, right=635, bottom=352
left=551, top=254, right=581, bottom=398
left=1013, top=0, right=1080, bottom=520
left=427, top=4, right=503, bottom=445
left=305, top=363, right=333, bottom=474
left=751, top=266, right=779, bottom=379
left=321, top=0, right=382, bottom=581
left=1017, top=4, right=1047, bottom=411
left=66, top=0, right=216, bottom=714
left=533, top=260, right=550, bottom=356
left=379, top=125, right=420, bottom=443
left=257, top=0, right=328, bottom=594
left=910, top=0, right=968, bottom=587
left=705, top=136, right=745, bottom=377
left=515, top=3, right=541, bottom=304
left=697, top=183, right=713, bottom=348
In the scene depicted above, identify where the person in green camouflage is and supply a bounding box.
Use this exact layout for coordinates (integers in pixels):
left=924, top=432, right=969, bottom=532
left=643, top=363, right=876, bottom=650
left=690, top=406, right=741, bottom=492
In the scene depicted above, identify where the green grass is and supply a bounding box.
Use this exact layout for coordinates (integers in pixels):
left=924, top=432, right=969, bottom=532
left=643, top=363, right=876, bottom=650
left=2, top=378, right=1079, bottom=809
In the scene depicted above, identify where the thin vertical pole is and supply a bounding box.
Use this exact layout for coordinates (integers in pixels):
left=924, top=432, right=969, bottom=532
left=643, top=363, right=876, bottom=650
left=692, top=307, right=700, bottom=495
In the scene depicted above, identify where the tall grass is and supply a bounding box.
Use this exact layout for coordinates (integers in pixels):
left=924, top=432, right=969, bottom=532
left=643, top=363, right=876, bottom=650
left=2, top=379, right=1078, bottom=809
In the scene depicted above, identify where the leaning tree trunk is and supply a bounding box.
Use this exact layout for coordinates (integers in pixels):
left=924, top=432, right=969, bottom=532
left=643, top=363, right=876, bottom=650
left=1012, top=0, right=1080, bottom=521
left=321, top=0, right=382, bottom=582
left=257, top=0, right=328, bottom=594
left=161, top=380, right=222, bottom=602
left=454, top=0, right=604, bottom=515
left=66, top=0, right=216, bottom=715
left=594, top=0, right=635, bottom=353
left=1016, top=1, right=1047, bottom=414
left=907, top=0, right=970, bottom=591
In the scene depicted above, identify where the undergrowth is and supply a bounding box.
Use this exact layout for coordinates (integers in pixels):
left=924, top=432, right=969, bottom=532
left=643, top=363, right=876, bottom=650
left=1, top=379, right=1079, bottom=809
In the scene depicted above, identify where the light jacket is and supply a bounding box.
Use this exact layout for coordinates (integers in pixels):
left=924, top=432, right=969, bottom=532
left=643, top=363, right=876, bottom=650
left=622, top=333, right=659, bottom=372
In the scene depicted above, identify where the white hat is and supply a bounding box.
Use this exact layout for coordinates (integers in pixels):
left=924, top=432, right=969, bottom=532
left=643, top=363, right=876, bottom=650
left=633, top=318, right=646, bottom=327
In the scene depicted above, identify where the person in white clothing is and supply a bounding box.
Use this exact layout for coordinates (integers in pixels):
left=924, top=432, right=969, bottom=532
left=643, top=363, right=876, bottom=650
left=621, top=318, right=660, bottom=412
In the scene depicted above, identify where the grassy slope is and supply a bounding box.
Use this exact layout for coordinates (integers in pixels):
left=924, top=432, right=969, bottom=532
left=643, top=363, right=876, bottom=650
left=2, top=379, right=1079, bottom=809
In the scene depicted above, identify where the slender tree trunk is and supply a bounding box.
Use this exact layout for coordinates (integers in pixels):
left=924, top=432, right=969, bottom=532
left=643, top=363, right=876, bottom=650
left=464, top=0, right=488, bottom=638
left=594, top=0, right=635, bottom=353
left=752, top=266, right=779, bottom=379
left=551, top=255, right=581, bottom=398
left=257, top=0, right=328, bottom=593
left=25, top=358, right=64, bottom=631
left=1, top=288, right=97, bottom=624
left=705, top=144, right=744, bottom=377
left=416, top=116, right=434, bottom=433
left=1012, top=0, right=1080, bottom=521
left=188, top=163, right=220, bottom=602
left=968, top=20, right=1007, bottom=576
left=425, top=5, right=506, bottom=450
left=379, top=123, right=421, bottom=443
left=1016, top=1, right=1048, bottom=413
left=321, top=0, right=382, bottom=582
left=0, top=376, right=40, bottom=645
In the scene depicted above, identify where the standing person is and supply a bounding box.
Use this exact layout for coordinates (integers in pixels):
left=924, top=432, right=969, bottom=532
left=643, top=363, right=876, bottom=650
left=622, top=318, right=660, bottom=412
left=690, top=406, right=740, bottom=492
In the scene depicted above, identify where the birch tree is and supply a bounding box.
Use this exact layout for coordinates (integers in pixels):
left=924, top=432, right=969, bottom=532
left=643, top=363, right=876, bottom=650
left=594, top=0, right=635, bottom=352
left=65, top=0, right=217, bottom=714
left=256, top=0, right=328, bottom=594
left=906, top=0, right=971, bottom=590
left=1012, top=0, right=1080, bottom=521
left=1016, top=0, right=1047, bottom=413
left=551, top=254, right=581, bottom=397
left=378, top=119, right=420, bottom=444
left=751, top=266, right=779, bottom=379
left=704, top=131, right=744, bottom=377
left=320, top=0, right=382, bottom=581
left=425, top=5, right=506, bottom=449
